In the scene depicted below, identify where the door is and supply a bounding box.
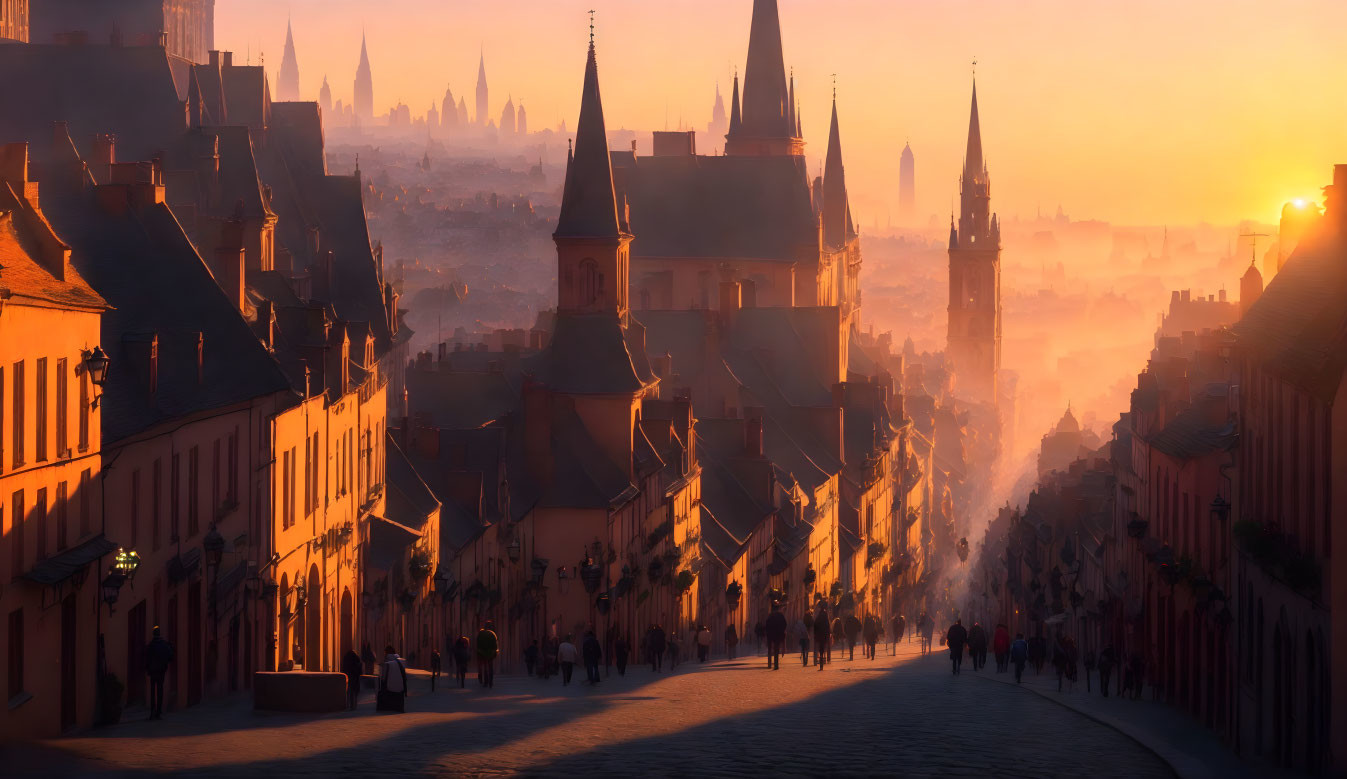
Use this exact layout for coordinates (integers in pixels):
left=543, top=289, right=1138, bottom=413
left=60, top=595, right=76, bottom=731
left=340, top=590, right=353, bottom=660
left=127, top=601, right=147, bottom=705
left=187, top=581, right=202, bottom=706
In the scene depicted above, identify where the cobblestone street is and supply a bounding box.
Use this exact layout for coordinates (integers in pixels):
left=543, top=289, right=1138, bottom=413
left=1, top=642, right=1189, bottom=778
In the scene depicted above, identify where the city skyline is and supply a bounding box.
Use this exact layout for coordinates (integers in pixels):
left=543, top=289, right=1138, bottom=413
left=218, top=0, right=1347, bottom=226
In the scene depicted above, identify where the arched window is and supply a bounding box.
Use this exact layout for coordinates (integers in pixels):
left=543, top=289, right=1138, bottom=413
left=579, top=259, right=599, bottom=305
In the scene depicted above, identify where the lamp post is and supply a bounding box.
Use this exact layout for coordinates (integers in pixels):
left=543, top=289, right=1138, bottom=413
left=83, top=346, right=110, bottom=409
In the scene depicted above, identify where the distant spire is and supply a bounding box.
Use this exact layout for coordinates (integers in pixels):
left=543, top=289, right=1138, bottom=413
left=278, top=17, right=300, bottom=101
left=476, top=47, right=489, bottom=126
left=964, top=74, right=983, bottom=179
left=354, top=31, right=373, bottom=121
left=736, top=0, right=792, bottom=138
left=787, top=67, right=796, bottom=137
left=727, top=70, right=742, bottom=136
left=555, top=39, right=621, bottom=238
left=823, top=93, right=850, bottom=248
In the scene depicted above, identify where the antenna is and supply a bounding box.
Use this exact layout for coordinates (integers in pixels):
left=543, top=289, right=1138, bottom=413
left=1239, top=231, right=1270, bottom=267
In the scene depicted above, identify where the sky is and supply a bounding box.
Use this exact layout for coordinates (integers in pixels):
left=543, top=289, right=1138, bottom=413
left=217, top=0, right=1347, bottom=227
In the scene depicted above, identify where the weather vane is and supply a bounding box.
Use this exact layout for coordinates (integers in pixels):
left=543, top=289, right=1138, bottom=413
left=831, top=73, right=837, bottom=99
left=589, top=10, right=595, bottom=44
left=972, top=57, right=978, bottom=78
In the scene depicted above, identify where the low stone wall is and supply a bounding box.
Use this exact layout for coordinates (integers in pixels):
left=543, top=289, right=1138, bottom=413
left=253, top=671, right=348, bottom=712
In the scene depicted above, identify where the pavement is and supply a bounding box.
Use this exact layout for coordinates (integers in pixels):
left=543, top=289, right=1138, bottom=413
left=0, top=640, right=1247, bottom=778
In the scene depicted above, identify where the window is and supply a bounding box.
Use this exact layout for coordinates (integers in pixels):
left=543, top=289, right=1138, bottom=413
left=171, top=454, right=180, bottom=541
left=7, top=609, right=21, bottom=699
left=310, top=432, right=320, bottom=512
left=282, top=448, right=295, bottom=529
left=9, top=491, right=21, bottom=578
left=12, top=360, right=24, bottom=467
left=130, top=470, right=140, bottom=549
left=303, top=434, right=311, bottom=516
left=34, top=357, right=45, bottom=462
left=55, top=358, right=67, bottom=456
left=56, top=481, right=68, bottom=552
left=152, top=459, right=162, bottom=551
left=34, top=488, right=46, bottom=561
left=78, top=366, right=89, bottom=452
left=187, top=445, right=199, bottom=537
left=79, top=469, right=90, bottom=537
left=0, top=365, right=5, bottom=472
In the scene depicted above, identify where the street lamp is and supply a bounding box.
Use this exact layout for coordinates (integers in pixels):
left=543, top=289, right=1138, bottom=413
left=113, top=547, right=140, bottom=578
left=1209, top=496, right=1231, bottom=524
left=84, top=346, right=110, bottom=409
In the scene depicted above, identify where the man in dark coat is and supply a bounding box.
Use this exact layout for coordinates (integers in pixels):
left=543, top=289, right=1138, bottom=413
left=647, top=624, right=667, bottom=671
left=812, top=606, right=831, bottom=669
left=764, top=602, right=788, bottom=670
left=946, top=619, right=968, bottom=675
left=582, top=631, right=603, bottom=684
left=145, top=627, right=174, bottom=720
left=843, top=613, right=862, bottom=660
left=342, top=648, right=364, bottom=709
left=967, top=622, right=988, bottom=671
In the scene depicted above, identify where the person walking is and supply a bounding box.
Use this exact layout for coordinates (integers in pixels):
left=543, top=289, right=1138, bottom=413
left=1098, top=644, right=1117, bottom=698
left=862, top=615, right=880, bottom=660
left=765, top=602, right=788, bottom=670
left=524, top=640, right=539, bottom=677
left=377, top=646, right=408, bottom=712
left=794, top=617, right=810, bottom=666
left=696, top=625, right=712, bottom=663
left=452, top=636, right=471, bottom=688
left=993, top=623, right=1011, bottom=673
left=725, top=622, right=739, bottom=660
left=813, top=606, right=831, bottom=669
left=968, top=622, right=987, bottom=672
left=582, top=630, right=603, bottom=684
left=946, top=619, right=968, bottom=675
left=341, top=647, right=363, bottom=710
left=614, top=634, right=629, bottom=676
left=843, top=613, right=862, bottom=661
left=476, top=621, right=500, bottom=689
left=891, top=614, right=906, bottom=656
left=1052, top=635, right=1069, bottom=692
left=1010, top=633, right=1029, bottom=683
left=647, top=624, right=666, bottom=671
left=144, top=626, right=174, bottom=720
left=1084, top=648, right=1096, bottom=693
left=558, top=634, right=579, bottom=685
left=542, top=636, right=559, bottom=680
left=429, top=649, right=442, bottom=692
left=1028, top=634, right=1047, bottom=675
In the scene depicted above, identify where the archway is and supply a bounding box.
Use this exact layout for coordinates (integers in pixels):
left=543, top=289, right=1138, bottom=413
left=306, top=565, right=322, bottom=671
left=341, top=589, right=354, bottom=659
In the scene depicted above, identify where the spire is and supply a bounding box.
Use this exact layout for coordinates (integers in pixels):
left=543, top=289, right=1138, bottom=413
left=476, top=48, right=489, bottom=126
left=964, top=77, right=983, bottom=179
left=727, top=71, right=742, bottom=137
left=738, top=0, right=792, bottom=138
left=555, top=41, right=621, bottom=239
left=278, top=17, right=300, bottom=101
left=787, top=68, right=796, bottom=135
left=354, top=31, right=373, bottom=121
left=823, top=94, right=850, bottom=248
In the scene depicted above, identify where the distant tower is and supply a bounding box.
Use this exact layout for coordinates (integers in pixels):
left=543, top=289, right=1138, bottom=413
left=725, top=0, right=803, bottom=157
left=476, top=50, right=489, bottom=126
left=500, top=95, right=516, bottom=135
left=457, top=96, right=469, bottom=126
left=441, top=85, right=458, bottom=132
left=899, top=142, right=915, bottom=222
left=318, top=75, right=332, bottom=116
left=277, top=17, right=301, bottom=101
left=1240, top=260, right=1263, bottom=318
left=427, top=102, right=439, bottom=132
left=354, top=32, right=374, bottom=122
left=946, top=75, right=1002, bottom=407
left=517, top=103, right=528, bottom=136
left=707, top=82, right=728, bottom=140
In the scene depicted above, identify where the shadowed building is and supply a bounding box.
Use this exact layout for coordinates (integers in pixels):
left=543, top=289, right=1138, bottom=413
left=32, top=0, right=213, bottom=63
left=724, top=0, right=802, bottom=157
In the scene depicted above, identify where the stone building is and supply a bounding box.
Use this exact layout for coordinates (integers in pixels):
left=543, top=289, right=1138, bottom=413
left=32, top=0, right=214, bottom=63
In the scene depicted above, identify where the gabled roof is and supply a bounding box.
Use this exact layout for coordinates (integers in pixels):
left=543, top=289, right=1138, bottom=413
left=0, top=194, right=105, bottom=311
left=542, top=404, right=636, bottom=509
left=1147, top=406, right=1235, bottom=461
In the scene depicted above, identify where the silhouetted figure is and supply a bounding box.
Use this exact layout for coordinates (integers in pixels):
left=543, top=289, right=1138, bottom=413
left=946, top=620, right=968, bottom=675
left=696, top=625, right=712, bottom=663
left=341, top=648, right=363, bottom=710
left=647, top=625, right=667, bottom=671
left=377, top=646, right=408, bottom=712
left=892, top=614, right=906, bottom=655
left=765, top=603, right=788, bottom=670
left=862, top=615, right=880, bottom=660
left=362, top=642, right=377, bottom=675
left=452, top=636, right=471, bottom=688
left=843, top=613, right=862, bottom=660
left=614, top=635, right=629, bottom=676
left=1028, top=634, right=1047, bottom=675
left=725, top=623, right=739, bottom=660
left=429, top=649, right=442, bottom=691
left=1084, top=648, right=1097, bottom=692
left=794, top=618, right=810, bottom=665
left=813, top=606, right=831, bottom=669
left=1010, top=633, right=1029, bottom=683
left=968, top=622, right=987, bottom=671
left=558, top=635, right=578, bottom=685
left=145, top=626, right=174, bottom=720
left=1098, top=645, right=1117, bottom=698
left=667, top=632, right=681, bottom=669
left=476, top=622, right=499, bottom=688
left=524, top=640, right=539, bottom=677
left=1053, top=635, right=1069, bottom=692
left=582, top=631, right=603, bottom=684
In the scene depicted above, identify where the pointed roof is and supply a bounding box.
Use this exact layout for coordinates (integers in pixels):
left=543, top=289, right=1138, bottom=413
left=278, top=17, right=301, bottom=101
left=477, top=50, right=488, bottom=88
left=358, top=32, right=371, bottom=72
left=823, top=96, right=849, bottom=247
left=554, top=42, right=621, bottom=239
left=964, top=79, right=983, bottom=178
left=727, top=72, right=742, bottom=137
left=738, top=0, right=792, bottom=138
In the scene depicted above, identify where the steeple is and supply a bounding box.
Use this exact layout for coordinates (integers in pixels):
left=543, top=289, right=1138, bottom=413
left=726, top=0, right=802, bottom=155
left=354, top=32, right=373, bottom=121
left=964, top=78, right=984, bottom=180
left=957, top=75, right=992, bottom=245
left=823, top=94, right=850, bottom=248
left=476, top=49, right=489, bottom=126
left=787, top=68, right=796, bottom=134
left=278, top=17, right=300, bottom=102
left=727, top=71, right=742, bottom=138
left=441, top=85, right=457, bottom=130
left=318, top=75, right=331, bottom=115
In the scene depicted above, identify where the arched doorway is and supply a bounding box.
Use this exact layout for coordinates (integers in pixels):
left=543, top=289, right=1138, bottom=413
left=341, top=589, right=354, bottom=659
left=306, top=565, right=322, bottom=671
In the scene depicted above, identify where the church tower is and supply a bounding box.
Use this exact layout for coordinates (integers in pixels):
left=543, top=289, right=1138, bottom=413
left=724, top=0, right=803, bottom=157
left=946, top=76, right=1001, bottom=406
left=476, top=51, right=489, bottom=126
left=278, top=17, right=300, bottom=102
left=554, top=38, right=631, bottom=319
left=899, top=142, right=915, bottom=222
left=354, top=33, right=373, bottom=122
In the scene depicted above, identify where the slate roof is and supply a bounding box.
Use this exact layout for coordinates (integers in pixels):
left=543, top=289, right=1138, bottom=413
left=542, top=405, right=636, bottom=509
left=611, top=154, right=816, bottom=262
left=406, top=369, right=519, bottom=429
left=1148, top=405, right=1236, bottom=461
left=529, top=312, right=652, bottom=395
left=0, top=202, right=105, bottom=310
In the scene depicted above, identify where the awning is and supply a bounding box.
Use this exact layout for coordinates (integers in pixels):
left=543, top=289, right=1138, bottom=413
left=24, top=535, right=117, bottom=585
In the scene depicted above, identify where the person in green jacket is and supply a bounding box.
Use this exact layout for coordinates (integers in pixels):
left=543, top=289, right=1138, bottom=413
left=476, top=621, right=500, bottom=688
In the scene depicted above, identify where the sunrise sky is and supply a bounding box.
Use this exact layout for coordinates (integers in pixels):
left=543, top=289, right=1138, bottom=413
left=217, top=0, right=1347, bottom=227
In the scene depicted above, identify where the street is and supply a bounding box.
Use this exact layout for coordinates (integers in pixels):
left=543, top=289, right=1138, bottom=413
left=3, top=642, right=1181, bottom=778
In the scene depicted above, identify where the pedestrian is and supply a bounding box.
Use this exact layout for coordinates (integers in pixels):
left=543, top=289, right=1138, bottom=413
left=1064, top=636, right=1079, bottom=689
left=862, top=615, right=879, bottom=661
left=647, top=624, right=667, bottom=671
left=1010, top=632, right=1029, bottom=684
left=968, top=622, right=987, bottom=671
left=917, top=610, right=930, bottom=654
left=558, top=634, right=579, bottom=685
left=1098, top=644, right=1117, bottom=698
left=524, top=640, right=540, bottom=677
left=794, top=617, right=810, bottom=666
left=614, top=634, right=629, bottom=676
left=765, top=602, right=788, bottom=670
left=341, top=647, right=363, bottom=710
left=696, top=625, right=712, bottom=663
left=992, top=623, right=1010, bottom=673
left=144, top=626, right=174, bottom=720
left=476, top=621, right=499, bottom=689
left=725, top=622, right=739, bottom=660
left=667, top=631, right=681, bottom=669
left=1052, top=635, right=1069, bottom=692
left=891, top=614, right=906, bottom=656
left=430, top=648, right=442, bottom=691
left=813, top=606, right=831, bottom=669
left=542, top=635, right=559, bottom=680
left=1028, top=634, right=1047, bottom=675
left=582, top=630, right=603, bottom=684
left=946, top=619, right=968, bottom=675
left=843, top=612, right=862, bottom=661
left=452, top=636, right=471, bottom=688
left=377, top=645, right=408, bottom=712
left=1084, top=648, right=1096, bottom=693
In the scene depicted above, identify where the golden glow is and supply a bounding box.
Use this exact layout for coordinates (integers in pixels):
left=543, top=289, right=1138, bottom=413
left=1293, top=199, right=1307, bottom=209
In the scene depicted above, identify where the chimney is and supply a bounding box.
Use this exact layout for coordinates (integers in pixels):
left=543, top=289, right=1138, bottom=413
left=306, top=226, right=321, bottom=263
left=222, top=51, right=233, bottom=68
left=91, top=134, right=116, bottom=181
left=215, top=216, right=246, bottom=312
left=208, top=50, right=220, bottom=68
left=414, top=424, right=440, bottom=460
left=191, top=332, right=204, bottom=385
left=257, top=300, right=275, bottom=347
left=653, top=351, right=672, bottom=380
left=719, top=280, right=741, bottom=326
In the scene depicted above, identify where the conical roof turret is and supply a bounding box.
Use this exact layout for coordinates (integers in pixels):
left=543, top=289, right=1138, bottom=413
left=555, top=41, right=621, bottom=239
